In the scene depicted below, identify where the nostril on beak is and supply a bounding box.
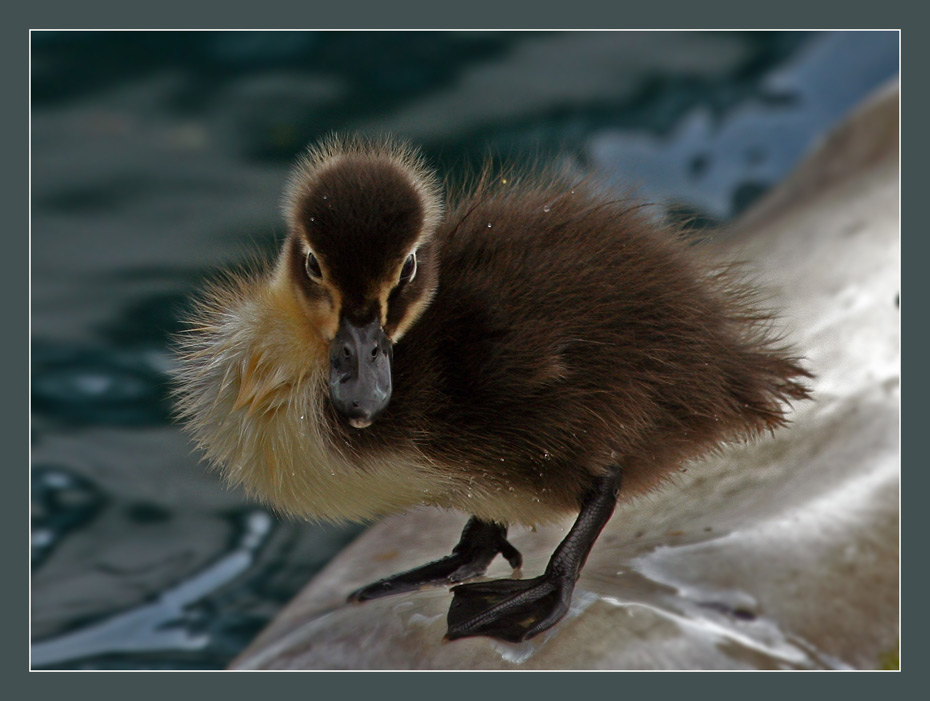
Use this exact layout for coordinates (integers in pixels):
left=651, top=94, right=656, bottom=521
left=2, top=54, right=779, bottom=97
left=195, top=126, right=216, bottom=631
left=329, top=317, right=392, bottom=428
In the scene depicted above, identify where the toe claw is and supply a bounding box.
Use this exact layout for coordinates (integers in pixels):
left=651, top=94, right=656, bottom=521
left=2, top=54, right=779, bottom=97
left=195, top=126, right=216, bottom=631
left=347, top=578, right=403, bottom=603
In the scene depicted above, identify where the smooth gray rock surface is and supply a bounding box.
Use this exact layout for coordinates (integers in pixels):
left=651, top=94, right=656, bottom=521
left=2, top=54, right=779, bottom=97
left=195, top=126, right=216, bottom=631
left=231, top=81, right=899, bottom=670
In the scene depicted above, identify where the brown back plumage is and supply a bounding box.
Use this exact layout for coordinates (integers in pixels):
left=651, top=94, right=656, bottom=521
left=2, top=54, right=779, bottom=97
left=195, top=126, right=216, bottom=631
left=333, top=166, right=811, bottom=508
left=174, top=135, right=811, bottom=526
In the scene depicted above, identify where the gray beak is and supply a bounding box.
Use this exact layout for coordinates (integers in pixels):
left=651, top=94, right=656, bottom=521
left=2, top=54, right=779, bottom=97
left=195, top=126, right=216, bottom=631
left=329, top=317, right=393, bottom=428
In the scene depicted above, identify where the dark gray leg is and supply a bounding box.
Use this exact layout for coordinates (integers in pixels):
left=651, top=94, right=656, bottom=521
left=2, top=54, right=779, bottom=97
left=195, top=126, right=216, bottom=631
left=347, top=517, right=523, bottom=602
left=446, top=466, right=623, bottom=642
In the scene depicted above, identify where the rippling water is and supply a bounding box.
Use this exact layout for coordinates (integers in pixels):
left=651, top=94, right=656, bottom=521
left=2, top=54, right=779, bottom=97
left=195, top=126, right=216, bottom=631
left=30, top=30, right=899, bottom=669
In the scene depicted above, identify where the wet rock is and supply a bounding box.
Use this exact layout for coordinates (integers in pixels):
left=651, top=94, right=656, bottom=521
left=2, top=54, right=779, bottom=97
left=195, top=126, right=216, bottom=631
left=231, top=80, right=899, bottom=670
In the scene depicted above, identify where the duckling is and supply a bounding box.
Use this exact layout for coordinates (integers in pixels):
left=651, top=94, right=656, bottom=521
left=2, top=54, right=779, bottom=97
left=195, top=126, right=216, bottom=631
left=174, top=133, right=811, bottom=643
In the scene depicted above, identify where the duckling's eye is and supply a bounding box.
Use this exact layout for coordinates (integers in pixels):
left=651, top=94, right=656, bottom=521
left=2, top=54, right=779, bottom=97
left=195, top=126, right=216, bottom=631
left=399, top=252, right=417, bottom=284
left=305, top=251, right=323, bottom=281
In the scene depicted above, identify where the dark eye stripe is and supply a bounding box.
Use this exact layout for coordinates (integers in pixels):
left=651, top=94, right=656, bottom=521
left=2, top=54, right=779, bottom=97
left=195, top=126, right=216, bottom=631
left=305, top=251, right=323, bottom=280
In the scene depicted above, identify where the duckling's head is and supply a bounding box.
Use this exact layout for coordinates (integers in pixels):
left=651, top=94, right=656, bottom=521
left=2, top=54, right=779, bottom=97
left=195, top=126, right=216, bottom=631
left=278, top=135, right=443, bottom=429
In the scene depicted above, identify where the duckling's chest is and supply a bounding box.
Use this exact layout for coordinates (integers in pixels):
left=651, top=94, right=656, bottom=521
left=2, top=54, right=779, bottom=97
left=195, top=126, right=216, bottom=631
left=232, top=389, right=578, bottom=525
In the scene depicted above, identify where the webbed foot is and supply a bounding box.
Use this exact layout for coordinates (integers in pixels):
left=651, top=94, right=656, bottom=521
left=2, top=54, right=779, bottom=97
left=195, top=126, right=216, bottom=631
left=445, top=574, right=574, bottom=642
left=348, top=517, right=522, bottom=603
left=445, top=465, right=624, bottom=643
